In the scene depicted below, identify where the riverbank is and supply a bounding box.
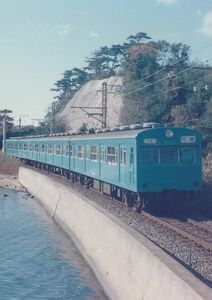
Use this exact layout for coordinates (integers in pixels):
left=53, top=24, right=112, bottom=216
left=0, top=151, right=20, bottom=175
left=0, top=174, right=25, bottom=192
left=0, top=152, right=24, bottom=192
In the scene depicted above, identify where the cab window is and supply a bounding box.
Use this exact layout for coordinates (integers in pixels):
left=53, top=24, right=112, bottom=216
left=141, top=147, right=158, bottom=164
left=180, top=147, right=195, bottom=163
left=160, top=147, right=178, bottom=163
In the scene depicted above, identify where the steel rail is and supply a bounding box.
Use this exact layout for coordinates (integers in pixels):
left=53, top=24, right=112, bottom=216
left=187, top=218, right=212, bottom=235
left=142, top=212, right=212, bottom=252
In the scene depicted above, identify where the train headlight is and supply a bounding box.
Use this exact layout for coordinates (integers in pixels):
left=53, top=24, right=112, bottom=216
left=143, top=138, right=157, bottom=144
left=181, top=136, right=196, bottom=143
left=165, top=129, right=174, bottom=138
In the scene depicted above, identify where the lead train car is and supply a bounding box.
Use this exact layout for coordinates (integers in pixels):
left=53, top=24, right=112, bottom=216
left=6, top=126, right=202, bottom=209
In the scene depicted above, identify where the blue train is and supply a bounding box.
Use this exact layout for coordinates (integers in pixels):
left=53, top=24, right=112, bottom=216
left=6, top=123, right=202, bottom=210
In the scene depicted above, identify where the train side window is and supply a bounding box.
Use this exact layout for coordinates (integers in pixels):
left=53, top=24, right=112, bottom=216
left=29, top=144, right=33, bottom=151
left=56, top=145, right=61, bottom=155
left=141, top=147, right=158, bottom=164
left=73, top=145, right=76, bottom=157
left=41, top=144, right=45, bottom=153
left=107, top=147, right=116, bottom=164
left=180, top=147, right=195, bottom=163
left=123, top=148, right=126, bottom=165
left=160, top=146, right=178, bottom=163
left=65, top=145, right=69, bottom=156
left=70, top=145, right=73, bottom=157
left=78, top=145, right=83, bottom=158
left=100, top=146, right=106, bottom=162
left=90, top=146, right=97, bottom=161
left=24, top=144, right=27, bottom=151
left=61, top=145, right=64, bottom=155
left=120, top=147, right=126, bottom=165
left=48, top=145, right=53, bottom=154
left=130, top=147, right=134, bottom=165
left=115, top=147, right=119, bottom=163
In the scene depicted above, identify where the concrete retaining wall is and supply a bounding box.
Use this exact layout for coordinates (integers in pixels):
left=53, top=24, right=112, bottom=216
left=19, top=167, right=211, bottom=300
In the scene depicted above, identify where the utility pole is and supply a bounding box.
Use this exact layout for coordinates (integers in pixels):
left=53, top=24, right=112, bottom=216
left=18, top=117, right=21, bottom=130
left=50, top=101, right=56, bottom=134
left=69, top=82, right=122, bottom=129
left=0, top=109, right=12, bottom=153
left=98, top=82, right=122, bottom=128
left=102, top=82, right=107, bottom=129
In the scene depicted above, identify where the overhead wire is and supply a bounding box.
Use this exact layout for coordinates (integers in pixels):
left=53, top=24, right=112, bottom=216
left=123, top=57, right=212, bottom=96
left=124, top=58, right=211, bottom=96
left=125, top=41, right=212, bottom=89
left=133, top=71, right=212, bottom=103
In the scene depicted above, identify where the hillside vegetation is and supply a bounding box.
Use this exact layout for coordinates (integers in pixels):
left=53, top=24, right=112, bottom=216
left=49, top=32, right=211, bottom=157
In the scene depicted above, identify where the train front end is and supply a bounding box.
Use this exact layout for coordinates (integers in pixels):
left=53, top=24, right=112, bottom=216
left=137, top=127, right=202, bottom=193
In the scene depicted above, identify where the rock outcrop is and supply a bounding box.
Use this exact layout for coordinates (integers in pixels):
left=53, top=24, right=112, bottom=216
left=58, top=76, right=123, bottom=131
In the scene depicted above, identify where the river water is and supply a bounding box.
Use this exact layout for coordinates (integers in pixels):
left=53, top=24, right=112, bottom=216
left=0, top=188, right=107, bottom=300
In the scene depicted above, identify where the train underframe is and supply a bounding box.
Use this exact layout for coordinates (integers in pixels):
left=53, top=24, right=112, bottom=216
left=23, top=159, right=200, bottom=212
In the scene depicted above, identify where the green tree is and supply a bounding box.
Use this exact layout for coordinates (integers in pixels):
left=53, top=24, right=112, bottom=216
left=120, top=39, right=192, bottom=125
left=51, top=67, right=89, bottom=113
left=126, top=32, right=151, bottom=44
left=85, top=44, right=124, bottom=79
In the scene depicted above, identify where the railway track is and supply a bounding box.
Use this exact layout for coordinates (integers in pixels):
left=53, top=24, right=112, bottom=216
left=142, top=212, right=212, bottom=252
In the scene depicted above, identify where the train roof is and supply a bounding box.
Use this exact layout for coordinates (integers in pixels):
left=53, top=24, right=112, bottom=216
left=7, top=126, right=200, bottom=142
left=8, top=128, right=146, bottom=141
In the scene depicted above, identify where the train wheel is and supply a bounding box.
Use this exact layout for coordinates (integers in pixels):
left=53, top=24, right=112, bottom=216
left=80, top=175, right=84, bottom=185
left=133, top=194, right=145, bottom=212
left=122, top=191, right=133, bottom=207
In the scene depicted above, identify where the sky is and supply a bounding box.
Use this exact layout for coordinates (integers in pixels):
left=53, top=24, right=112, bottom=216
left=0, top=0, right=212, bottom=125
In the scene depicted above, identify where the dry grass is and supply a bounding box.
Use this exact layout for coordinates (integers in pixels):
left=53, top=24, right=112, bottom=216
left=0, top=151, right=20, bottom=176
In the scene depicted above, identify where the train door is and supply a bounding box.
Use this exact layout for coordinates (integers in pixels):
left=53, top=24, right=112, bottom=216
left=61, top=143, right=64, bottom=167
left=130, top=147, right=135, bottom=184
left=84, top=143, right=86, bottom=173
left=69, top=144, right=72, bottom=170
left=98, top=144, right=101, bottom=177
left=73, top=145, right=75, bottom=170
left=99, top=145, right=106, bottom=178
left=35, top=144, right=39, bottom=161
left=119, top=145, right=126, bottom=184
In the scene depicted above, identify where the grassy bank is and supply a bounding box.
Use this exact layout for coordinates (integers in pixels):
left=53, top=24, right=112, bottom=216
left=0, top=151, right=20, bottom=176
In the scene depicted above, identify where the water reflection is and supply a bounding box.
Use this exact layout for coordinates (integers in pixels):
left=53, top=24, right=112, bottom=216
left=0, top=188, right=107, bottom=300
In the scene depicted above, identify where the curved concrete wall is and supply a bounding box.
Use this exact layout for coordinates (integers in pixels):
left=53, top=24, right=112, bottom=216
left=19, top=167, right=211, bottom=300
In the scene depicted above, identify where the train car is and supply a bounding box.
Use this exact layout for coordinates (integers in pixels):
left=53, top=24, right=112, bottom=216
left=6, top=123, right=202, bottom=209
